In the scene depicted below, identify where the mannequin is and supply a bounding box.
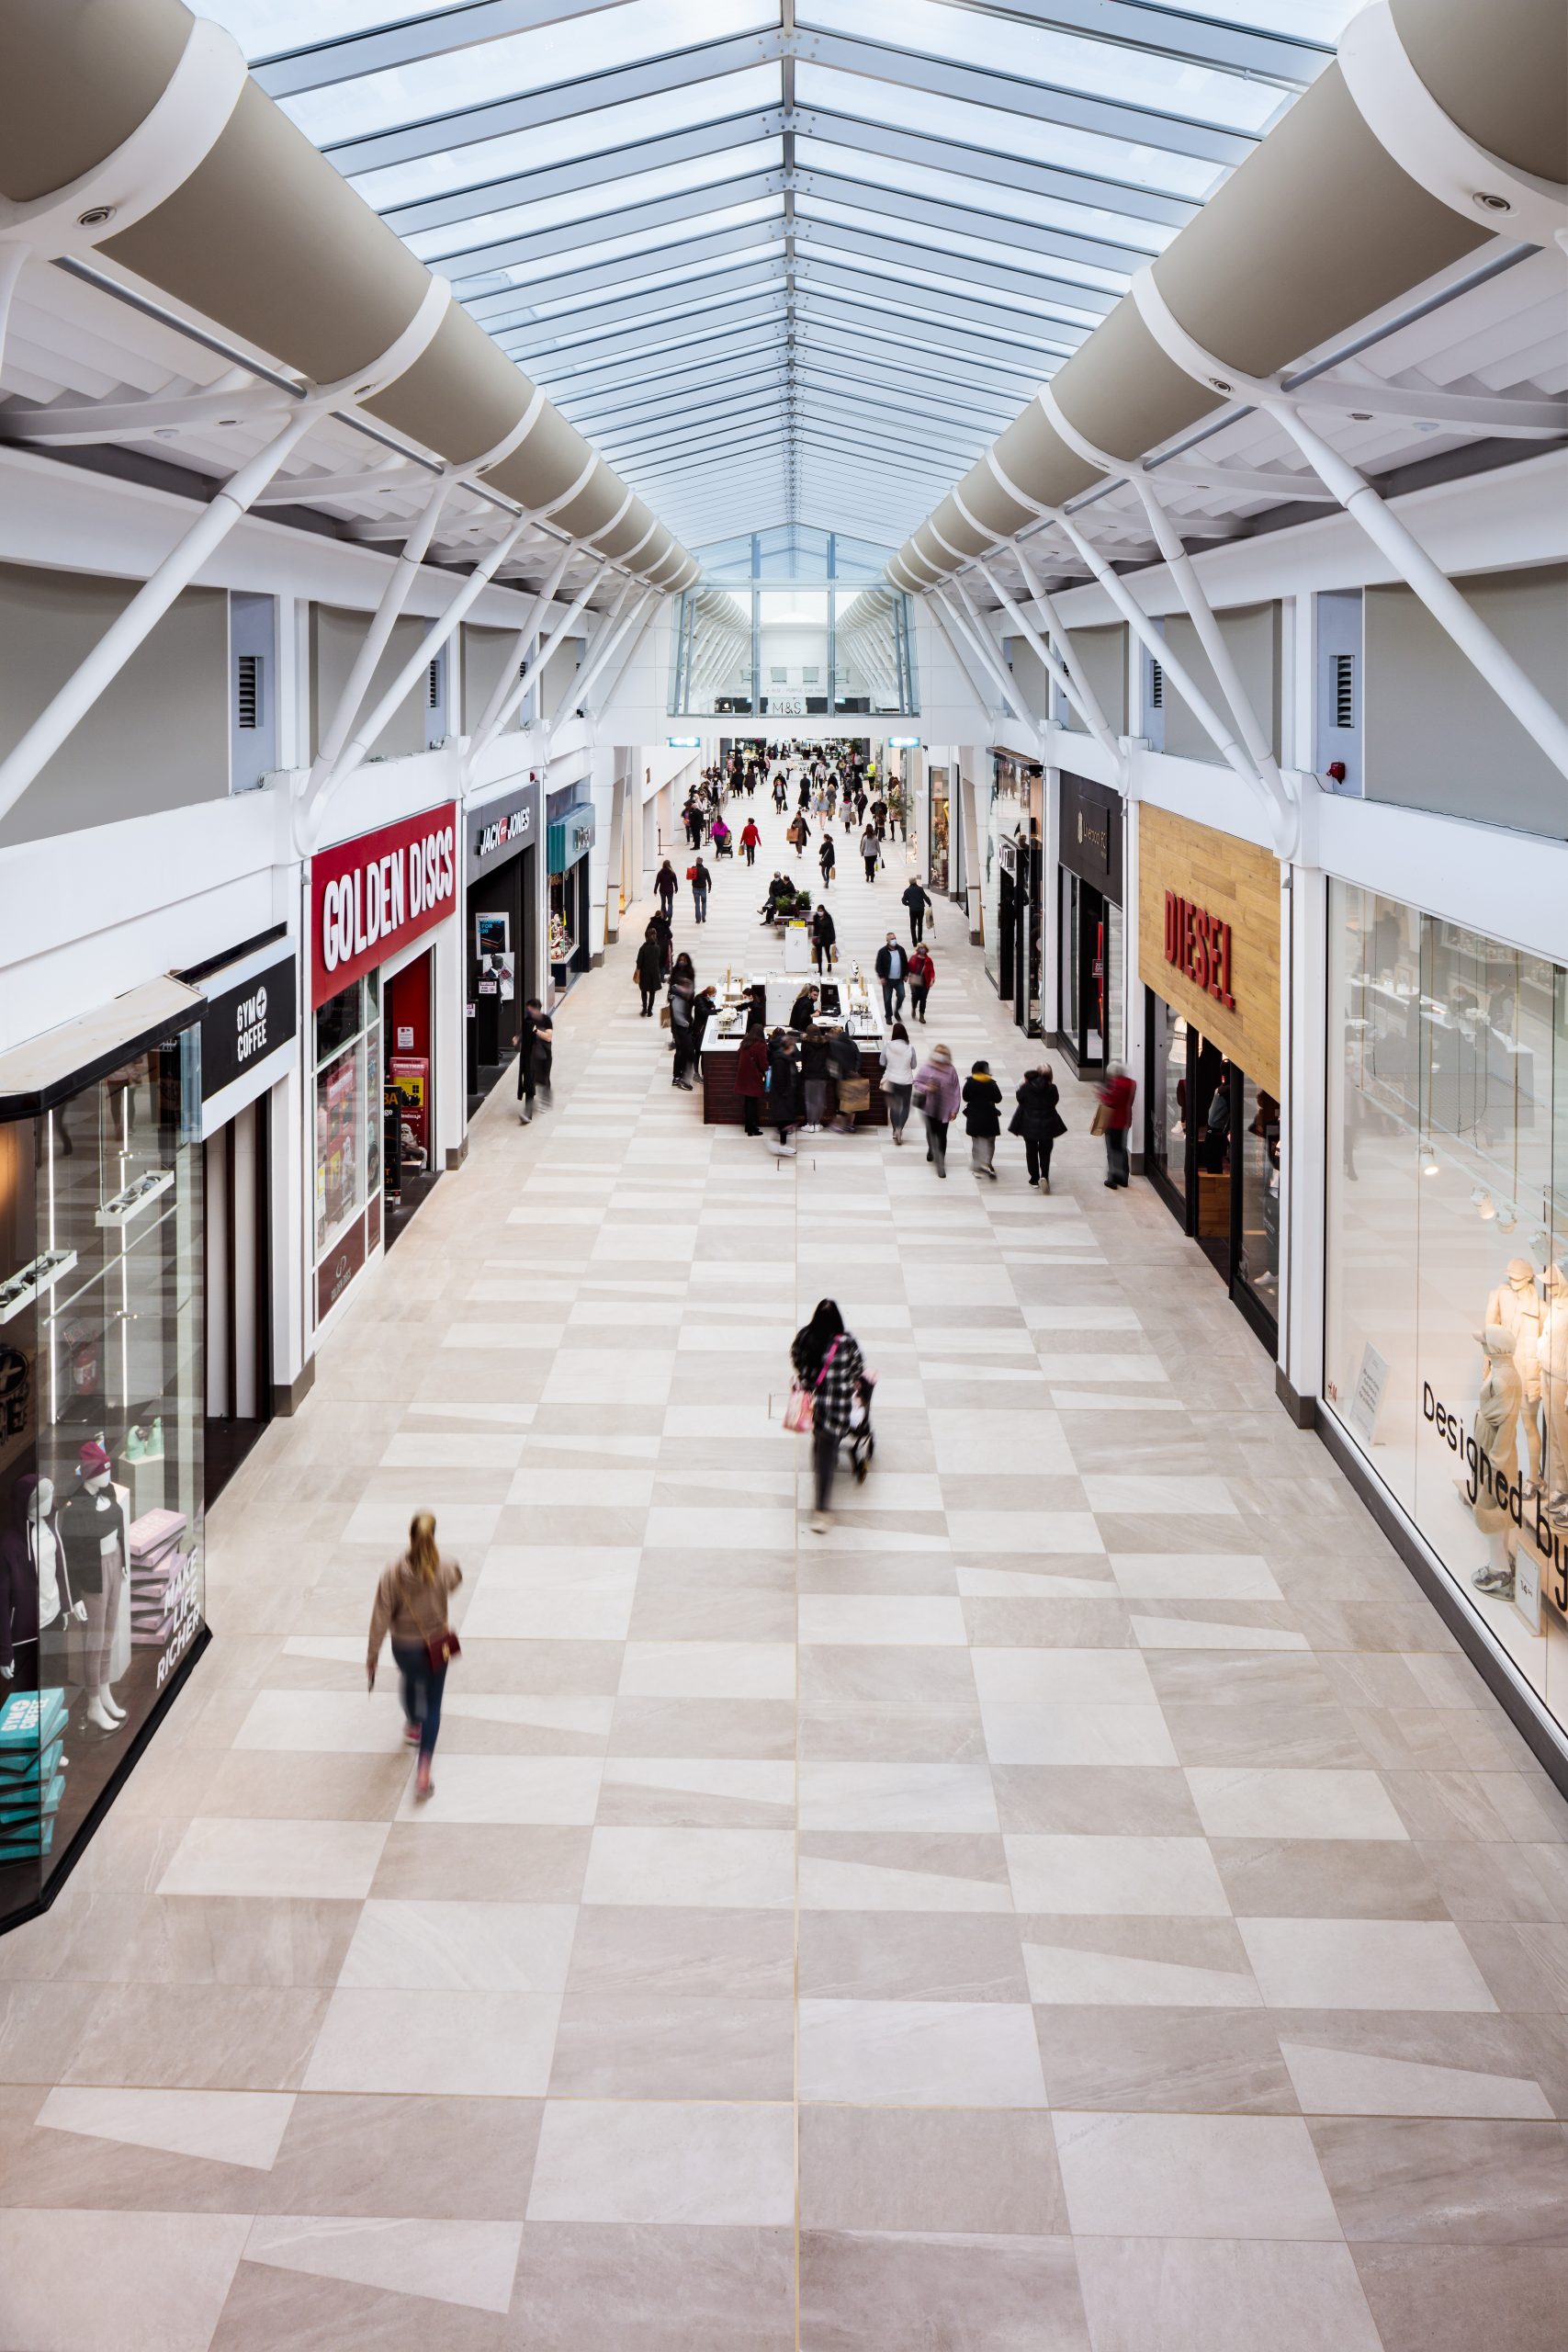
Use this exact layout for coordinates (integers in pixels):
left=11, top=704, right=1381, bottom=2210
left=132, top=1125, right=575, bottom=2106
left=1470, top=1325, right=1523, bottom=1600
left=1484, top=1260, right=1544, bottom=1483
left=58, top=1442, right=128, bottom=1733
left=1540, top=1264, right=1568, bottom=1516
left=2, top=1476, right=86, bottom=1685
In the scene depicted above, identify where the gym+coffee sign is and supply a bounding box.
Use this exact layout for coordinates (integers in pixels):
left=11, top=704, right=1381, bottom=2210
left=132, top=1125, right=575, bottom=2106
left=311, top=805, right=457, bottom=1009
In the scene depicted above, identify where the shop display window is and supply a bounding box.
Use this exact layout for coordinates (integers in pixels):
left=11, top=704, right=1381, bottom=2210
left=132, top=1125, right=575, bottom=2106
left=0, top=1034, right=204, bottom=1927
left=1150, top=1000, right=1190, bottom=1209
left=1325, top=884, right=1568, bottom=1727
left=929, top=766, right=950, bottom=893
left=314, top=973, right=378, bottom=1262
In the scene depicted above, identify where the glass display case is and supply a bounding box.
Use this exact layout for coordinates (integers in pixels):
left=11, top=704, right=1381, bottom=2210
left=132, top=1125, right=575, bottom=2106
left=0, top=1004, right=205, bottom=1929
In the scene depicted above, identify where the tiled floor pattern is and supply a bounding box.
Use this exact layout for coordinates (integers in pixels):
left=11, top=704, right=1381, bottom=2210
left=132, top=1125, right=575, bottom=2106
left=2, top=787, right=1567, bottom=2350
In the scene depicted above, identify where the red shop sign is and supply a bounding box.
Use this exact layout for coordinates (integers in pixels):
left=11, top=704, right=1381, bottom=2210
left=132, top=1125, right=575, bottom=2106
left=311, top=803, right=457, bottom=1009
left=1164, top=889, right=1235, bottom=1011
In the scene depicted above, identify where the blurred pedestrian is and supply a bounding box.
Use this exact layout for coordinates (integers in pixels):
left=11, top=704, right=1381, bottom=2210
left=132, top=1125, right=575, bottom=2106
left=367, top=1510, right=462, bottom=1803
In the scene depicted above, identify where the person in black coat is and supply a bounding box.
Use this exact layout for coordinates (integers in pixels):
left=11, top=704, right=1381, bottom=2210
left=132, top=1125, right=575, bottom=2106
left=655, top=860, right=679, bottom=919
left=790, top=984, right=819, bottom=1032
left=901, top=879, right=932, bottom=943
left=1010, top=1064, right=1064, bottom=1192
left=634, top=926, right=662, bottom=1017
left=517, top=1000, right=552, bottom=1124
left=962, top=1057, right=1003, bottom=1180
left=811, top=903, right=836, bottom=975
left=766, top=1028, right=802, bottom=1155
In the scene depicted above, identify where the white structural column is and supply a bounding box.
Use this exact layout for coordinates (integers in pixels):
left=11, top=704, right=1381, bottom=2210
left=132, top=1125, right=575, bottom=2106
left=1012, top=547, right=1124, bottom=757
left=466, top=545, right=573, bottom=764
left=1045, top=505, right=1291, bottom=841
left=472, top=567, right=611, bottom=758
left=1265, top=397, right=1568, bottom=783
left=301, top=474, right=457, bottom=808
left=1040, top=385, right=1286, bottom=816
left=311, top=510, right=538, bottom=817
left=929, top=594, right=1028, bottom=730
left=945, top=582, right=1041, bottom=733
left=976, top=558, right=1121, bottom=767
left=0, top=395, right=327, bottom=827
left=557, top=589, right=657, bottom=724
left=1130, top=266, right=1568, bottom=787
left=552, top=577, right=636, bottom=724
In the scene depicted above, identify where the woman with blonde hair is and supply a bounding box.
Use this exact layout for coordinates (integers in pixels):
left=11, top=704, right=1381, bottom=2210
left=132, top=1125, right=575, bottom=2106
left=367, top=1510, right=462, bottom=1801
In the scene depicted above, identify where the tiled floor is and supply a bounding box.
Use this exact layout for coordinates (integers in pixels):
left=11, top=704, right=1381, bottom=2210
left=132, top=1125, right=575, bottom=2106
left=2, top=786, right=1566, bottom=2350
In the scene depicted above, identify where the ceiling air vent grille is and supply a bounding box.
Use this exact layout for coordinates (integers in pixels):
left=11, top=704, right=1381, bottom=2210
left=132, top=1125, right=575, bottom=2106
left=1334, top=651, right=1356, bottom=729
left=235, top=652, right=259, bottom=730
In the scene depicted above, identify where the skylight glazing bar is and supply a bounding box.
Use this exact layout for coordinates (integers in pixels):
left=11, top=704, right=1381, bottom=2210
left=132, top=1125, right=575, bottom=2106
left=431, top=171, right=787, bottom=277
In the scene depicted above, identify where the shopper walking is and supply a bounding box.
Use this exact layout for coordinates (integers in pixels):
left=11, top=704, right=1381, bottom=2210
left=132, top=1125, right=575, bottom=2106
left=801, top=1024, right=833, bottom=1134
left=1010, top=1064, right=1065, bottom=1190
left=517, top=998, right=551, bottom=1123
left=963, top=1058, right=1003, bottom=1181
left=668, top=972, right=695, bottom=1090
left=901, top=878, right=932, bottom=944
left=818, top=830, right=836, bottom=888
left=1097, top=1061, right=1137, bottom=1189
left=367, top=1510, right=462, bottom=1803
left=656, top=859, right=679, bottom=922
left=766, top=1027, right=802, bottom=1156
left=860, top=823, right=879, bottom=883
left=908, top=941, right=935, bottom=1024
left=787, top=811, right=810, bottom=860
left=634, top=925, right=662, bottom=1017
left=790, top=1298, right=867, bottom=1534
left=874, top=933, right=908, bottom=1023
left=811, top=901, right=837, bottom=976
left=880, top=1020, right=918, bottom=1145
left=912, top=1043, right=961, bottom=1177
left=691, top=854, right=712, bottom=924
left=736, top=1020, right=769, bottom=1136
left=773, top=775, right=787, bottom=812
left=739, top=816, right=761, bottom=866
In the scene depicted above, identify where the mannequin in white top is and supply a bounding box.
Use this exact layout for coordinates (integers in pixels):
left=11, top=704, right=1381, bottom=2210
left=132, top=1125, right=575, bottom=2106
left=1541, top=1264, right=1568, bottom=1514
left=1484, top=1260, right=1544, bottom=1483
left=1470, top=1324, right=1523, bottom=1600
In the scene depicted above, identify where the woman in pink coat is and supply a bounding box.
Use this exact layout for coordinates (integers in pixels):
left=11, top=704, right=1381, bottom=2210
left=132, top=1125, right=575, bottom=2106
left=912, top=1043, right=961, bottom=1179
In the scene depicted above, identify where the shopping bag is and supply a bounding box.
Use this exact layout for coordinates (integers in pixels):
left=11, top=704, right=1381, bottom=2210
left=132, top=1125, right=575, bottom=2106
left=837, top=1078, right=871, bottom=1114
left=1089, top=1102, right=1110, bottom=1136
left=783, top=1384, right=814, bottom=1433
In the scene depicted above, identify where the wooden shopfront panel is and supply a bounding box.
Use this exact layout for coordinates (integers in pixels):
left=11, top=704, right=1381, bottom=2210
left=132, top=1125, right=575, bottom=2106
left=1137, top=804, right=1280, bottom=1099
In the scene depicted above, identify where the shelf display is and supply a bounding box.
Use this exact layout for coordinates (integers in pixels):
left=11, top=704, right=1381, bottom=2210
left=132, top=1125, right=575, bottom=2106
left=0, top=1021, right=205, bottom=1928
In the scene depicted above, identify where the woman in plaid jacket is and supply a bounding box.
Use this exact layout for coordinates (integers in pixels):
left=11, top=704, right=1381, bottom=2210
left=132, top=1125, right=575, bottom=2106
left=792, top=1299, right=866, bottom=1533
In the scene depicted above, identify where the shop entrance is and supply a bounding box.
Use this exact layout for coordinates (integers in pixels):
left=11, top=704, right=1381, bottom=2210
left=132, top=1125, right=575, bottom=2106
left=1059, top=869, right=1121, bottom=1072
left=203, top=1095, right=270, bottom=1509
left=467, top=844, right=536, bottom=1116
left=1146, top=993, right=1280, bottom=1349
left=384, top=947, right=437, bottom=1250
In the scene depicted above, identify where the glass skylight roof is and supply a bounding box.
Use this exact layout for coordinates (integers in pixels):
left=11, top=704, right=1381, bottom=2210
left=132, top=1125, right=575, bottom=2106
left=194, top=0, right=1343, bottom=552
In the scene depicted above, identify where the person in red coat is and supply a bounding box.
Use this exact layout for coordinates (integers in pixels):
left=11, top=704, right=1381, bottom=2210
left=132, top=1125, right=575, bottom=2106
left=735, top=1022, right=770, bottom=1137
left=739, top=817, right=761, bottom=866
left=1097, top=1063, right=1137, bottom=1189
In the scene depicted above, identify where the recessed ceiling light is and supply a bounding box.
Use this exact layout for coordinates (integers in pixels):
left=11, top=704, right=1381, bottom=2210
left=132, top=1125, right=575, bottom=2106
left=77, top=205, right=116, bottom=228
left=1472, top=190, right=1512, bottom=213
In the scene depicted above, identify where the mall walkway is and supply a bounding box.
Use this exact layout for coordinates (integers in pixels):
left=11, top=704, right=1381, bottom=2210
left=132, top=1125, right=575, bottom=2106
left=2, top=786, right=1565, bottom=2352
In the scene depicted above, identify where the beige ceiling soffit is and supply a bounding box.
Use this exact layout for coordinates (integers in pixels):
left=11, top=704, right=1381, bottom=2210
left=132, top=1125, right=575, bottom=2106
left=951, top=492, right=1007, bottom=548
left=0, top=13, right=245, bottom=260
left=1, top=0, right=691, bottom=572
left=587, top=488, right=636, bottom=548
left=1341, top=0, right=1568, bottom=249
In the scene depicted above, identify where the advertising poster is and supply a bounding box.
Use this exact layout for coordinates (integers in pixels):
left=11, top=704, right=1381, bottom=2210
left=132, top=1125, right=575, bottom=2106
left=389, top=1056, right=430, bottom=1170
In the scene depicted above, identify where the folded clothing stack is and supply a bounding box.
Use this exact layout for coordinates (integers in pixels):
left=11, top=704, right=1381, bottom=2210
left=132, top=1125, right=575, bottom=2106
left=128, top=1509, right=188, bottom=1646
left=0, top=1688, right=68, bottom=1860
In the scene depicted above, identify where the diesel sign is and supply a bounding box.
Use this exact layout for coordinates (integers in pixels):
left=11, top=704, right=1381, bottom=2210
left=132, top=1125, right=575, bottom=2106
left=1165, top=890, right=1235, bottom=1011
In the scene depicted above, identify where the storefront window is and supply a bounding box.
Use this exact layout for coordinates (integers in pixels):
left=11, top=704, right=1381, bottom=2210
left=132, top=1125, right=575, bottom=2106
left=1150, top=1000, right=1189, bottom=1208
left=1325, top=883, right=1568, bottom=1727
left=1, top=1033, right=204, bottom=1923
left=929, top=766, right=950, bottom=893
left=314, top=973, right=378, bottom=1265
left=1237, top=1073, right=1280, bottom=1320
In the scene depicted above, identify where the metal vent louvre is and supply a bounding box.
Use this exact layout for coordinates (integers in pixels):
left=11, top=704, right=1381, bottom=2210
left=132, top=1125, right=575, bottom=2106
left=1150, top=662, right=1164, bottom=710
left=1334, top=651, right=1356, bottom=729
left=235, top=652, right=259, bottom=730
